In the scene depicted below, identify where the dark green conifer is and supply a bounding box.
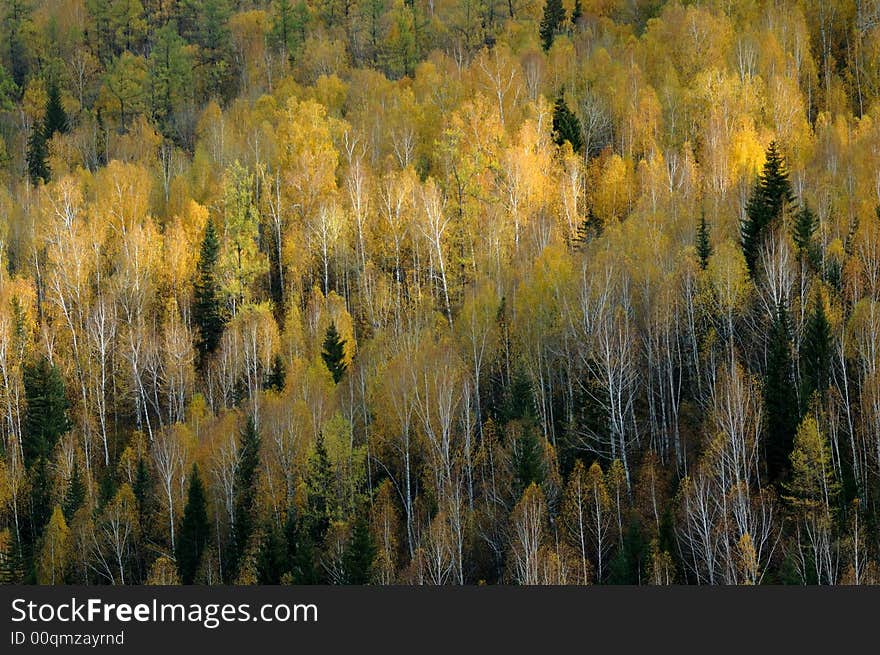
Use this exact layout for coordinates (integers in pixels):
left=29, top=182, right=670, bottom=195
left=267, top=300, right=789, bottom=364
left=230, top=416, right=261, bottom=580
left=765, top=301, right=798, bottom=482
left=552, top=95, right=583, bottom=153
left=321, top=322, right=347, bottom=384
left=265, top=353, right=286, bottom=392
left=43, top=81, right=67, bottom=139
left=800, top=290, right=833, bottom=403
left=342, top=513, right=375, bottom=584
left=26, top=121, right=49, bottom=184
left=512, top=427, right=545, bottom=496
left=176, top=464, right=210, bottom=584
left=256, top=520, right=287, bottom=584
left=792, top=203, right=818, bottom=262
left=285, top=508, right=319, bottom=584
left=742, top=142, right=794, bottom=276
left=539, top=0, right=566, bottom=51
left=305, top=432, right=334, bottom=544
left=696, top=210, right=712, bottom=270
left=22, top=356, right=69, bottom=467
left=193, top=217, right=225, bottom=363
left=63, top=460, right=85, bottom=521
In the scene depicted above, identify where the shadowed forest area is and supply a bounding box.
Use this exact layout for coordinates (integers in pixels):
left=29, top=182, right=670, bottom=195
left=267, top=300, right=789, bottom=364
left=1, top=0, right=880, bottom=585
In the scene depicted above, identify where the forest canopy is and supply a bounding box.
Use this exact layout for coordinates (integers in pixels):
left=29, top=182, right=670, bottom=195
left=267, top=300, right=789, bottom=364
left=1, top=0, right=880, bottom=585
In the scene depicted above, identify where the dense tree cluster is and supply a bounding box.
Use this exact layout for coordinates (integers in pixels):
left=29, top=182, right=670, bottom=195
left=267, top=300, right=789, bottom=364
left=1, top=0, right=880, bottom=585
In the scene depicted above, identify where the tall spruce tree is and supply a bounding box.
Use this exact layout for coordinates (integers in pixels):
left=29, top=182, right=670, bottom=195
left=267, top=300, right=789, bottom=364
left=321, top=322, right=347, bottom=384
left=256, top=520, right=287, bottom=584
left=193, top=217, right=225, bottom=363
left=342, top=513, right=375, bottom=584
left=800, top=290, right=833, bottom=403
left=230, top=416, right=260, bottom=579
left=512, top=427, right=546, bottom=496
left=305, top=432, right=334, bottom=544
left=742, top=141, right=794, bottom=276
left=765, top=301, right=798, bottom=482
left=539, top=0, right=566, bottom=51
left=696, top=209, right=712, bottom=270
left=792, top=203, right=818, bottom=264
left=26, top=121, right=48, bottom=184
left=176, top=464, right=210, bottom=584
left=552, top=95, right=583, bottom=153
left=285, top=507, right=319, bottom=584
left=43, top=81, right=67, bottom=139
left=63, top=460, right=85, bottom=521
left=30, top=456, right=52, bottom=525
left=132, top=457, right=154, bottom=532
left=22, top=356, right=69, bottom=467
left=264, top=353, right=286, bottom=392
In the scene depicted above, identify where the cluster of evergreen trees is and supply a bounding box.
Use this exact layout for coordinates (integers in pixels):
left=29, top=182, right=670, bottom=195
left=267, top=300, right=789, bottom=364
left=3, top=0, right=880, bottom=587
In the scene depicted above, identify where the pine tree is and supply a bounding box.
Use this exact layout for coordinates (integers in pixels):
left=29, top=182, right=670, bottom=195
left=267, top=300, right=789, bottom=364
left=607, top=520, right=645, bottom=584
left=197, top=0, right=235, bottom=100
left=321, top=322, right=347, bottom=384
left=22, top=356, right=69, bottom=467
left=552, top=95, right=583, bottom=153
left=0, top=64, right=17, bottom=111
left=271, top=0, right=309, bottom=62
left=800, top=290, right=832, bottom=403
left=193, top=217, right=225, bottom=363
left=539, top=0, right=566, bottom=51
left=132, top=458, right=151, bottom=510
left=501, top=366, right=535, bottom=424
left=571, top=206, right=603, bottom=252
left=696, top=209, right=712, bottom=270
left=26, top=121, right=49, bottom=184
left=132, top=456, right=153, bottom=538
left=4, top=0, right=30, bottom=88
left=29, top=456, right=52, bottom=544
left=285, top=507, right=319, bottom=584
left=742, top=141, right=794, bottom=276
left=305, top=432, right=334, bottom=544
left=176, top=464, right=209, bottom=584
left=43, top=81, right=68, bottom=139
left=512, top=426, right=546, bottom=496
left=62, top=460, right=85, bottom=521
left=97, top=466, right=117, bottom=511
left=264, top=353, right=286, bottom=392
left=765, top=301, right=798, bottom=483
left=148, top=24, right=192, bottom=132
left=0, top=534, right=27, bottom=584
left=229, top=417, right=261, bottom=579
left=256, top=520, right=287, bottom=584
left=792, top=203, right=818, bottom=262
left=342, top=513, right=375, bottom=584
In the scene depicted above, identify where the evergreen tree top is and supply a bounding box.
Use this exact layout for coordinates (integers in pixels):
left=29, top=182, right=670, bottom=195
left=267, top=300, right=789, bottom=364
left=43, top=81, right=67, bottom=139
left=696, top=209, right=712, bottom=270
left=199, top=217, right=220, bottom=263
left=756, top=141, right=794, bottom=210
left=321, top=322, right=347, bottom=384
left=552, top=95, right=584, bottom=154
left=540, top=0, right=566, bottom=51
